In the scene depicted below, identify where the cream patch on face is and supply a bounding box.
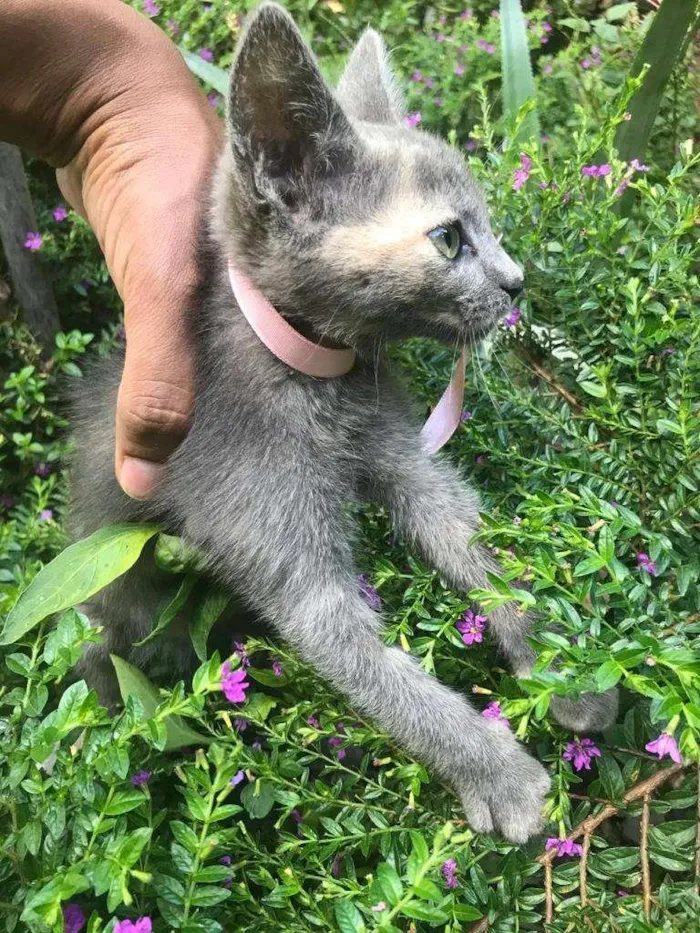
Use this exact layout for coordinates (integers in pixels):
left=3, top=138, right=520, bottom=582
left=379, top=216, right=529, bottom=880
left=323, top=200, right=455, bottom=278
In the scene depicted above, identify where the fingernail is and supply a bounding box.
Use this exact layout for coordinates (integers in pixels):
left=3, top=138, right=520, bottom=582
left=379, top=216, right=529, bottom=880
left=119, top=457, right=164, bottom=500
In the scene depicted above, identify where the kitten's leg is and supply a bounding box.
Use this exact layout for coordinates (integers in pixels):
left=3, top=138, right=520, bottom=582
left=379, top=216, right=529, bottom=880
left=365, top=410, right=617, bottom=732
left=192, top=484, right=550, bottom=843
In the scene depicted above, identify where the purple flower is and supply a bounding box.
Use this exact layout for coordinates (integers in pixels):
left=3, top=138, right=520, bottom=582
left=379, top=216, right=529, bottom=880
left=512, top=152, right=532, bottom=192
left=219, top=855, right=232, bottom=866
left=503, top=307, right=521, bottom=328
left=542, top=21, right=552, bottom=32
left=490, top=8, right=500, bottom=17
left=143, top=0, right=159, bottom=15
left=617, top=890, right=629, bottom=897
left=546, top=838, right=583, bottom=858
left=291, top=809, right=303, bottom=824
left=272, top=659, right=284, bottom=677
left=562, top=738, right=601, bottom=771
left=371, top=902, right=387, bottom=912
left=233, top=641, right=250, bottom=667
left=645, top=733, right=682, bottom=764
left=114, top=920, right=152, bottom=933
left=433, top=97, right=444, bottom=107
left=24, top=232, right=43, bottom=251
left=581, top=164, right=611, bottom=177
left=167, top=18, right=179, bottom=35
left=62, top=903, right=85, bottom=933
left=34, top=464, right=51, bottom=478
left=436, top=33, right=447, bottom=42
left=581, top=58, right=592, bottom=70
left=660, top=346, right=676, bottom=356
left=230, top=769, right=245, bottom=786
left=629, top=158, right=649, bottom=173
left=221, top=662, right=250, bottom=704
left=476, top=39, right=496, bottom=54
left=130, top=769, right=151, bottom=786
left=482, top=701, right=509, bottom=725
left=455, top=63, right=465, bottom=76
left=457, top=608, right=486, bottom=646
left=459, top=9, right=473, bottom=19
left=411, top=70, right=422, bottom=82
left=465, top=138, right=477, bottom=152
left=233, top=717, right=248, bottom=732
left=614, top=179, right=629, bottom=197
left=52, top=206, right=68, bottom=222
left=543, top=63, right=553, bottom=75
left=357, top=574, right=381, bottom=611
left=207, top=92, right=220, bottom=108
left=405, top=112, right=422, bottom=128
left=306, top=715, right=320, bottom=728
left=251, top=741, right=262, bottom=751
left=328, top=736, right=346, bottom=760
left=331, top=854, right=341, bottom=877
left=199, top=48, right=214, bottom=62
left=636, top=552, right=657, bottom=576
left=441, top=858, right=459, bottom=889
left=461, top=410, right=472, bottom=422
left=39, top=509, right=53, bottom=521
left=474, top=455, right=486, bottom=466
left=424, top=77, right=435, bottom=90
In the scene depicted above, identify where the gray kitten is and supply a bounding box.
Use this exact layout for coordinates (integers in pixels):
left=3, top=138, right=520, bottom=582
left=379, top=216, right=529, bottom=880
left=68, top=3, right=617, bottom=843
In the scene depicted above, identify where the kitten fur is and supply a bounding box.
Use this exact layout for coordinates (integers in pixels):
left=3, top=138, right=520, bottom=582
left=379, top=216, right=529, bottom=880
left=68, top=3, right=617, bottom=843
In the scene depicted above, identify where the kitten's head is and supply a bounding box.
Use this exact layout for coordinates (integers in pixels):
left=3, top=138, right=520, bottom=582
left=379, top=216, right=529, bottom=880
left=213, top=2, right=523, bottom=349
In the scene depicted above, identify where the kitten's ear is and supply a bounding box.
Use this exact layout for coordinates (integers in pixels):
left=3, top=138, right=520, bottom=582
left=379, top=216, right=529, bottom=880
left=336, top=29, right=405, bottom=125
left=228, top=2, right=355, bottom=203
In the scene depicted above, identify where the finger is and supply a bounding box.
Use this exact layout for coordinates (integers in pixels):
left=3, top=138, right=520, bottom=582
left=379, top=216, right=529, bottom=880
left=115, top=308, right=195, bottom=500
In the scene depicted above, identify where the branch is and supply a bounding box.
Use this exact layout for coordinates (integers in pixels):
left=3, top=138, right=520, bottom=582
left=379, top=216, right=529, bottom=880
left=538, top=764, right=685, bottom=866
left=641, top=793, right=651, bottom=920
left=518, top=346, right=583, bottom=412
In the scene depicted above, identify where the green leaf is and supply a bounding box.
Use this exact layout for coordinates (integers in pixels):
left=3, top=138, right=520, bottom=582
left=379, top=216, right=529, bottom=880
left=104, top=790, right=146, bottom=816
left=604, top=3, right=636, bottom=22
left=596, top=660, right=623, bottom=692
left=170, top=821, right=199, bottom=854
left=135, top=574, right=197, bottom=647
left=111, top=655, right=211, bottom=751
left=190, top=587, right=230, bottom=661
left=573, top=554, right=606, bottom=577
left=500, top=0, right=540, bottom=142
left=400, top=902, right=449, bottom=923
left=334, top=901, right=366, bottom=933
left=578, top=380, right=607, bottom=398
left=452, top=905, right=485, bottom=921
left=1, top=524, right=159, bottom=644
left=240, top=780, right=276, bottom=819
left=189, top=886, right=232, bottom=907
left=180, top=48, right=229, bottom=94
left=614, top=0, right=698, bottom=167
left=376, top=863, right=403, bottom=906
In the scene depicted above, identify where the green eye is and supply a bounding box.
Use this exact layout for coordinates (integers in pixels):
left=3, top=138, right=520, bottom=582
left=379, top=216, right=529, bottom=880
left=428, top=224, right=462, bottom=260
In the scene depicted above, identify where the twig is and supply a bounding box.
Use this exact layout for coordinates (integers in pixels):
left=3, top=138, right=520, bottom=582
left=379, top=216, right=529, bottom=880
left=545, top=858, right=553, bottom=923
left=641, top=793, right=651, bottom=921
left=580, top=832, right=591, bottom=907
left=518, top=347, right=583, bottom=412
left=467, top=917, right=490, bottom=933
left=695, top=764, right=700, bottom=896
left=538, top=764, right=685, bottom=866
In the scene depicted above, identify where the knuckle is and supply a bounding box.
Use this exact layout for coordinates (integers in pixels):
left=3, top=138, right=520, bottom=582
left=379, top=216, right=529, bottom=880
left=120, top=380, right=194, bottom=441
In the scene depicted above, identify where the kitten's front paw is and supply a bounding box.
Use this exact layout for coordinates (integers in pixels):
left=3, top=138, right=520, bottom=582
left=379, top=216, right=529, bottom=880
left=458, top=732, right=551, bottom=844
left=550, top=688, right=618, bottom=732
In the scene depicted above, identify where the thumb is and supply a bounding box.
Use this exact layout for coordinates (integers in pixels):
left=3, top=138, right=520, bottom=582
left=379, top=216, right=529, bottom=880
left=115, top=311, right=195, bottom=500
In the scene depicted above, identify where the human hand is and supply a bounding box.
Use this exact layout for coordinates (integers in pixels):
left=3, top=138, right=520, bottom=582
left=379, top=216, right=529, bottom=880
left=1, top=0, right=223, bottom=499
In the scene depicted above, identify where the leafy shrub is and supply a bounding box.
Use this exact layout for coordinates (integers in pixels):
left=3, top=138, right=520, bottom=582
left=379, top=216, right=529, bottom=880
left=1, top=2, right=699, bottom=932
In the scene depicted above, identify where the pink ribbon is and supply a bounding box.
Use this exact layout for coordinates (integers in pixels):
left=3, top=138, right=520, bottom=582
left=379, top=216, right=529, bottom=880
left=228, top=262, right=465, bottom=455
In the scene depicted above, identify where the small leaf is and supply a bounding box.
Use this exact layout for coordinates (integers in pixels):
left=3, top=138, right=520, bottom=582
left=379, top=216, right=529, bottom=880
left=180, top=48, right=229, bottom=94
left=240, top=780, right=276, bottom=819
left=334, top=901, right=366, bottom=933
left=104, top=790, right=146, bottom=816
left=578, top=380, right=607, bottom=398
left=1, top=524, right=159, bottom=644
left=111, top=655, right=211, bottom=750
left=190, top=587, right=230, bottom=661
left=135, top=574, right=197, bottom=647
left=376, top=863, right=403, bottom=906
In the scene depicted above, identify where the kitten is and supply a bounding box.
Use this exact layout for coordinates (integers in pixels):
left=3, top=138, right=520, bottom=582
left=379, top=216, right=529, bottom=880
left=68, top=2, right=617, bottom=843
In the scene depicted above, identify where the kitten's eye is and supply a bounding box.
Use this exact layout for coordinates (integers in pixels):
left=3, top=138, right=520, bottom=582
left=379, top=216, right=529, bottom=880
left=428, top=224, right=462, bottom=260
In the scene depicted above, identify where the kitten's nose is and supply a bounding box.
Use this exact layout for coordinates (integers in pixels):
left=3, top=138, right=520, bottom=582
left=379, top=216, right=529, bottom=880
left=501, top=276, right=524, bottom=300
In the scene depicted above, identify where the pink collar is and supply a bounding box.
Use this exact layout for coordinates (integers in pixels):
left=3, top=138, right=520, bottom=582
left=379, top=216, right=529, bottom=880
left=228, top=261, right=465, bottom=455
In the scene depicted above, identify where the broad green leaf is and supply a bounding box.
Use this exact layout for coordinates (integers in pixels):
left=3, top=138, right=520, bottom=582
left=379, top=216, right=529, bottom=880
left=190, top=886, right=232, bottom=907
left=190, top=587, right=230, bottom=661
left=578, top=380, right=607, bottom=398
left=135, top=574, right=197, bottom=647
left=596, top=660, right=623, bottom=692
left=500, top=0, right=540, bottom=142
left=110, top=655, right=211, bottom=751
left=614, top=0, right=698, bottom=167
left=376, top=863, right=403, bottom=906
left=1, top=524, right=159, bottom=645
left=334, top=901, right=366, bottom=933
left=104, top=790, right=146, bottom=816
left=240, top=780, right=276, bottom=819
left=180, top=48, right=229, bottom=94
left=400, top=902, right=450, bottom=923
